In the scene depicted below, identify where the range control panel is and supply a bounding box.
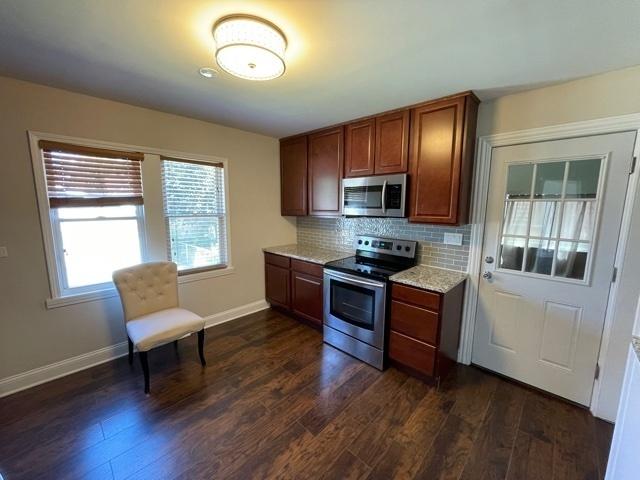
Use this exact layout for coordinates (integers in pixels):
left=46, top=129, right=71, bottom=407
left=354, top=235, right=417, bottom=259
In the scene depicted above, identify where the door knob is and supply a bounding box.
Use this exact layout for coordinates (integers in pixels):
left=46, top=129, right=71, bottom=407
left=482, top=271, right=493, bottom=280
left=485, top=256, right=494, bottom=264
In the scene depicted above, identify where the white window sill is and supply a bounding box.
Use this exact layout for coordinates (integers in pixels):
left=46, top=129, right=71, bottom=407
left=45, top=266, right=235, bottom=309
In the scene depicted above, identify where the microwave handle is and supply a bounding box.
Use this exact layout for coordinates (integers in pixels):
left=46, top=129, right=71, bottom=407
left=381, top=180, right=388, bottom=213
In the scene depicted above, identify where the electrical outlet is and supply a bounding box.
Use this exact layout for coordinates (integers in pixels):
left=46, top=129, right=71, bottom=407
left=0, top=246, right=7, bottom=258
left=443, top=233, right=463, bottom=246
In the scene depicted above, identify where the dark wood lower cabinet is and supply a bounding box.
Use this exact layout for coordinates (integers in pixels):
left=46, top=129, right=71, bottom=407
left=388, top=281, right=465, bottom=383
left=264, top=262, right=290, bottom=309
left=291, top=271, right=323, bottom=327
left=265, top=253, right=324, bottom=328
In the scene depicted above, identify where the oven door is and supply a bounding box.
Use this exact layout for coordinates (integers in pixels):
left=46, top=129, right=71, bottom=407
left=323, top=269, right=386, bottom=349
left=342, top=174, right=406, bottom=217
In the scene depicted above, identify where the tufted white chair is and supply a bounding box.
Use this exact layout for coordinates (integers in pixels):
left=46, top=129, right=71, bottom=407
left=112, top=261, right=206, bottom=393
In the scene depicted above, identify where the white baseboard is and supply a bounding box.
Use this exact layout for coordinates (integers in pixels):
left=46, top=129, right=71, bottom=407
left=0, top=299, right=270, bottom=398
left=203, top=299, right=269, bottom=328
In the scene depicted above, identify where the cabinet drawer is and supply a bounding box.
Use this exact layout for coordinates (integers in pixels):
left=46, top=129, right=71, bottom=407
left=264, top=253, right=291, bottom=268
left=388, top=331, right=436, bottom=376
left=291, top=258, right=323, bottom=277
left=392, top=283, right=441, bottom=311
left=390, top=300, right=439, bottom=345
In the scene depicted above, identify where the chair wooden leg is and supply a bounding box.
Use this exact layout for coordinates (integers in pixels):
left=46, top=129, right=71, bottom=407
left=128, top=338, right=134, bottom=365
left=139, top=351, right=150, bottom=394
left=197, top=329, right=206, bottom=366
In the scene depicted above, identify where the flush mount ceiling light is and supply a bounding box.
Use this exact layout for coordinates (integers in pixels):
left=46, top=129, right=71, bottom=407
left=213, top=14, right=287, bottom=81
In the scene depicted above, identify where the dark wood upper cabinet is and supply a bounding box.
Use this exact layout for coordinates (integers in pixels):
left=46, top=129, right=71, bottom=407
left=409, top=93, right=479, bottom=225
left=344, top=119, right=375, bottom=177
left=280, top=136, right=308, bottom=216
left=279, top=91, right=478, bottom=223
left=375, top=109, right=409, bottom=174
left=308, top=127, right=344, bottom=216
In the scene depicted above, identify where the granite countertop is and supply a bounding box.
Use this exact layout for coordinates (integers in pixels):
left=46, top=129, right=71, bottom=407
left=390, top=265, right=467, bottom=294
left=633, top=336, right=640, bottom=363
left=263, top=244, right=353, bottom=265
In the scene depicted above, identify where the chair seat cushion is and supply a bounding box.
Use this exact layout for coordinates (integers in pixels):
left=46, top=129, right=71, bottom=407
left=126, top=307, right=205, bottom=352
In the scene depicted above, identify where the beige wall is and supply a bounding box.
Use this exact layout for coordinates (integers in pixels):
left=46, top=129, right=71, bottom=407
left=478, top=64, right=640, bottom=136
left=0, top=76, right=296, bottom=381
left=477, top=65, right=640, bottom=421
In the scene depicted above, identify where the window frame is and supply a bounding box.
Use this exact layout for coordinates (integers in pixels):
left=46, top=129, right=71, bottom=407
left=28, top=131, right=233, bottom=309
left=49, top=205, right=148, bottom=297
left=160, top=157, right=230, bottom=275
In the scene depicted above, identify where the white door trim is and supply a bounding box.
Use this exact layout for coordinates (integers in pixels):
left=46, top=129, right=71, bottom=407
left=460, top=112, right=640, bottom=418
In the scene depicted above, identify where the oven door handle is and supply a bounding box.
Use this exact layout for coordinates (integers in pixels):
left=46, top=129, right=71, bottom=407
left=324, top=270, right=386, bottom=289
left=381, top=180, right=388, bottom=214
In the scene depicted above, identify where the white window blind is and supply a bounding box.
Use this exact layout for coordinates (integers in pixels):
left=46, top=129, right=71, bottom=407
left=40, top=140, right=144, bottom=208
left=161, top=158, right=228, bottom=272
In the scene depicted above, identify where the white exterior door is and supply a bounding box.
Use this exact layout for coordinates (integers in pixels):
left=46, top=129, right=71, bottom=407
left=472, top=132, right=637, bottom=406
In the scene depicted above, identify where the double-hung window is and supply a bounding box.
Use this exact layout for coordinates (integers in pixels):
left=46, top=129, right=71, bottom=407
left=161, top=158, right=228, bottom=273
left=40, top=141, right=146, bottom=296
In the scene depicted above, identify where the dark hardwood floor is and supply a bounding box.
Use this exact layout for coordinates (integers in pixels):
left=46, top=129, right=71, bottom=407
left=0, top=308, right=613, bottom=480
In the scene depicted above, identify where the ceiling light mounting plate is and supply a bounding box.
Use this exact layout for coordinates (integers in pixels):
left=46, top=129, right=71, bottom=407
left=198, top=67, right=218, bottom=78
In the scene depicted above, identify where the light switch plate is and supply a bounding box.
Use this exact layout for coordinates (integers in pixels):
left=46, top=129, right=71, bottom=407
left=0, top=246, right=7, bottom=258
left=443, top=233, right=463, bottom=246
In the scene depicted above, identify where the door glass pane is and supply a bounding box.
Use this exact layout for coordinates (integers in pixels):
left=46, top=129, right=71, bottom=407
left=565, top=159, right=601, bottom=199
left=503, top=201, right=530, bottom=236
left=560, top=201, right=596, bottom=241
left=534, top=162, right=565, bottom=198
left=525, top=238, right=555, bottom=275
left=330, top=280, right=375, bottom=330
left=529, top=201, right=559, bottom=238
left=499, top=237, right=525, bottom=271
left=556, top=242, right=590, bottom=280
left=506, top=164, right=533, bottom=199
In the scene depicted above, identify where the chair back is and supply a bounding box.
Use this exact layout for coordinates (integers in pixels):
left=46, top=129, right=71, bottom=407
left=112, top=262, right=179, bottom=321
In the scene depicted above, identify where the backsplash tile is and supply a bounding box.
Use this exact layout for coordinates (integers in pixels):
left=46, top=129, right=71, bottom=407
left=297, top=217, right=471, bottom=272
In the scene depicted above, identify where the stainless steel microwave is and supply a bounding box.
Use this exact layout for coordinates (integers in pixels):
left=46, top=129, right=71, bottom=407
left=341, top=174, right=407, bottom=217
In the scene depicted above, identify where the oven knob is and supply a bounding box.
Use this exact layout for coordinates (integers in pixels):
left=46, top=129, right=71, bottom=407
left=364, top=240, right=369, bottom=246
left=396, top=245, right=402, bottom=251
left=405, top=246, right=411, bottom=252
left=357, top=239, right=363, bottom=245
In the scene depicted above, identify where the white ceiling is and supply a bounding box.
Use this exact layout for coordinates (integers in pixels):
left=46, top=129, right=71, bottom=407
left=1, top=0, right=639, bottom=137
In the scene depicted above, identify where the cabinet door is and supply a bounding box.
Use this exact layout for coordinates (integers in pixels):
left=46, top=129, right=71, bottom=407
left=291, top=271, right=323, bottom=326
left=375, top=110, right=409, bottom=174
left=344, top=119, right=375, bottom=177
left=308, top=127, right=343, bottom=216
left=280, top=136, right=308, bottom=216
left=409, top=94, right=477, bottom=224
left=265, top=263, right=290, bottom=309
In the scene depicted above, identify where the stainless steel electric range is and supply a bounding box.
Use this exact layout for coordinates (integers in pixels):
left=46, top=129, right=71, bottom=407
left=323, top=235, right=417, bottom=370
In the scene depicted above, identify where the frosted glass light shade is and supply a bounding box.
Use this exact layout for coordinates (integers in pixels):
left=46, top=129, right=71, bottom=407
left=213, top=15, right=287, bottom=81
